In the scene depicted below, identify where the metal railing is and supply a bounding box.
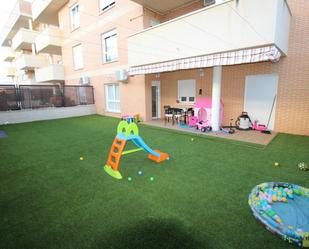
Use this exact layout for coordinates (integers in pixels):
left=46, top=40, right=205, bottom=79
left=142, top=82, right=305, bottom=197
left=0, top=85, right=19, bottom=111
left=0, top=85, right=94, bottom=111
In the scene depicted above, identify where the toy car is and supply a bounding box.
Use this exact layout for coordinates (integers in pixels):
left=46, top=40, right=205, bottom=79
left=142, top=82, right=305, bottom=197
left=196, top=121, right=212, bottom=132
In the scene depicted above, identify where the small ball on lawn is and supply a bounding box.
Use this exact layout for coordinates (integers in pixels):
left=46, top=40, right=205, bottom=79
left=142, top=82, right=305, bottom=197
left=138, top=171, right=143, bottom=176
left=128, top=177, right=132, bottom=181
left=298, top=162, right=308, bottom=171
left=274, top=162, right=280, bottom=167
left=150, top=177, right=154, bottom=181
left=191, top=138, right=194, bottom=142
left=80, top=156, right=84, bottom=161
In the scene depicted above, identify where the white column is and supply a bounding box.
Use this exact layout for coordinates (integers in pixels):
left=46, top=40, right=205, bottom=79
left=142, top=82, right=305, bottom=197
left=28, top=19, right=36, bottom=55
left=211, top=66, right=222, bottom=131
left=48, top=54, right=53, bottom=64
left=28, top=19, right=33, bottom=30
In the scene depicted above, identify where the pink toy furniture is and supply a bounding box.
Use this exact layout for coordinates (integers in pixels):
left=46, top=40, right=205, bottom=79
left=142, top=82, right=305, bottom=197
left=189, top=97, right=224, bottom=129
left=189, top=116, right=198, bottom=126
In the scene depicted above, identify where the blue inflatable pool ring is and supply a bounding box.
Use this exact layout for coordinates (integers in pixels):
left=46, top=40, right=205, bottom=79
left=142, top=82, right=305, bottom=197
left=248, top=182, right=309, bottom=247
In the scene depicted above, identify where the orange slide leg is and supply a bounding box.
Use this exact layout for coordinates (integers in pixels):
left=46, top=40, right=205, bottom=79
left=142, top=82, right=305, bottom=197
left=148, top=150, right=170, bottom=163
left=104, top=138, right=126, bottom=179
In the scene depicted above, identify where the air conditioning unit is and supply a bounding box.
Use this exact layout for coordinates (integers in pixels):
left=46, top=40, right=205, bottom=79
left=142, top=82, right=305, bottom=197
left=115, top=69, right=128, bottom=83
left=79, top=76, right=90, bottom=85
left=203, top=0, right=216, bottom=7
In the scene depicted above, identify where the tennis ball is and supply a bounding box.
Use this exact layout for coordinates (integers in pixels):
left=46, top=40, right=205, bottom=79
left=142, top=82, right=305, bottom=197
left=274, top=162, right=280, bottom=167
left=80, top=156, right=84, bottom=161
left=150, top=176, right=154, bottom=181
left=138, top=171, right=143, bottom=176
left=128, top=177, right=132, bottom=181
left=298, top=162, right=308, bottom=171
left=191, top=138, right=194, bottom=142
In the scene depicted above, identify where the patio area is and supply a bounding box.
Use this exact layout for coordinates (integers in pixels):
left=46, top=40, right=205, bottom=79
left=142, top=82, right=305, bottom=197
left=144, top=119, right=277, bottom=145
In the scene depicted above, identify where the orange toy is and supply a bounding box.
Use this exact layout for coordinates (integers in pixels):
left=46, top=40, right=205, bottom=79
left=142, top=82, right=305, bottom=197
left=104, top=121, right=170, bottom=180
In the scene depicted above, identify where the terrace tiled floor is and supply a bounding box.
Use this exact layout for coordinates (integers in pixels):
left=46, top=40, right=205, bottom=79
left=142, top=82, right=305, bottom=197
left=144, top=119, right=277, bottom=145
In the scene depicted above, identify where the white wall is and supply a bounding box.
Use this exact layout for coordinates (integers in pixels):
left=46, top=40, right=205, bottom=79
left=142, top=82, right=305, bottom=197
left=128, top=0, right=291, bottom=67
left=35, top=27, right=63, bottom=54
left=15, top=54, right=47, bottom=70
left=275, top=0, right=291, bottom=55
left=0, top=105, right=96, bottom=124
left=12, top=28, right=38, bottom=51
left=35, top=64, right=65, bottom=82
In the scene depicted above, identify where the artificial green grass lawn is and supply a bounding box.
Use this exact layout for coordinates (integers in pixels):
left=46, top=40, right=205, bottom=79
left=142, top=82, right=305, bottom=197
left=0, top=115, right=308, bottom=249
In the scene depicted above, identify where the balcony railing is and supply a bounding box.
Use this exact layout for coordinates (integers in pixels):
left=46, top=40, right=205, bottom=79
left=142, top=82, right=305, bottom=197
left=0, top=85, right=19, bottom=111
left=35, top=27, right=63, bottom=55
left=15, top=54, right=47, bottom=70
left=0, top=85, right=95, bottom=111
left=32, top=0, right=69, bottom=26
left=128, top=0, right=291, bottom=68
left=35, top=64, right=65, bottom=82
left=3, top=47, right=16, bottom=62
left=5, top=67, right=16, bottom=77
left=12, top=28, right=38, bottom=51
left=0, top=0, right=32, bottom=46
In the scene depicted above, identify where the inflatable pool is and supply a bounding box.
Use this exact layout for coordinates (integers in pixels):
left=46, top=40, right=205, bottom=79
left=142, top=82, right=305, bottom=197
left=248, top=182, right=309, bottom=247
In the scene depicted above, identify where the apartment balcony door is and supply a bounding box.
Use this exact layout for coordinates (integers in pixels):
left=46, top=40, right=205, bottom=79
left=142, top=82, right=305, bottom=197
left=244, top=74, right=278, bottom=130
left=151, top=81, right=160, bottom=119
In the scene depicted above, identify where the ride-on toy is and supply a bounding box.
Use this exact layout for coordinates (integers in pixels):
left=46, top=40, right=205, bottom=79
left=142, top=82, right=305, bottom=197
left=221, top=118, right=235, bottom=134
left=252, top=120, right=268, bottom=131
left=196, top=120, right=212, bottom=132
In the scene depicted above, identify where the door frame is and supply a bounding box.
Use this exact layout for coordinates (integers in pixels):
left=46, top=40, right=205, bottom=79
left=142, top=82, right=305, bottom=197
left=151, top=81, right=161, bottom=119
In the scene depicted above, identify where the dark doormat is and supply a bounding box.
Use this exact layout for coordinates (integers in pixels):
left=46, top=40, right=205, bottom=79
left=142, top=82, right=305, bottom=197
left=0, top=131, right=8, bottom=138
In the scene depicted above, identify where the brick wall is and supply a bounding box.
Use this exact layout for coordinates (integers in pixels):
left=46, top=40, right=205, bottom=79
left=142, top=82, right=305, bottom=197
left=145, top=0, right=309, bottom=136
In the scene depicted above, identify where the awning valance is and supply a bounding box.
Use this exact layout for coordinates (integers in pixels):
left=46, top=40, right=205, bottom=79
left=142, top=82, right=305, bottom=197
left=128, top=45, right=281, bottom=75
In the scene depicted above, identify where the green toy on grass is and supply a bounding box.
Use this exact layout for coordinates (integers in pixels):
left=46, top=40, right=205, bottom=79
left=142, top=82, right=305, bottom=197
left=298, top=162, right=308, bottom=171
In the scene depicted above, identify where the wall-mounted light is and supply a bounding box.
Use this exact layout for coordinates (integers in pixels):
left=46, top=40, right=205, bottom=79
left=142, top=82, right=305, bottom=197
left=199, top=89, right=202, bottom=95
left=199, top=68, right=205, bottom=77
left=155, top=73, right=160, bottom=78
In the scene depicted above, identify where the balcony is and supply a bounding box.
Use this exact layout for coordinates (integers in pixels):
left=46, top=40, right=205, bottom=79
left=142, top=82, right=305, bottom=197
left=128, top=0, right=291, bottom=68
left=3, top=47, right=16, bottom=62
left=32, top=0, right=69, bottom=26
left=131, top=0, right=200, bottom=14
left=0, top=0, right=32, bottom=46
left=6, top=66, right=16, bottom=77
left=35, top=64, right=65, bottom=82
left=35, top=27, right=63, bottom=55
left=12, top=28, right=38, bottom=51
left=15, top=54, right=47, bottom=70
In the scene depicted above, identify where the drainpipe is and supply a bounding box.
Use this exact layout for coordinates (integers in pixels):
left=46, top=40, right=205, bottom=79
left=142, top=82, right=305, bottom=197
left=211, top=66, right=222, bottom=131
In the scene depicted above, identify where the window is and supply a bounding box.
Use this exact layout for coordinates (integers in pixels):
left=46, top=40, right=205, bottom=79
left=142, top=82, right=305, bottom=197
left=178, top=79, right=196, bottom=103
left=70, top=3, right=80, bottom=30
left=72, top=44, right=83, bottom=70
left=101, top=29, right=118, bottom=63
left=105, top=84, right=120, bottom=112
left=149, top=19, right=160, bottom=27
left=100, top=0, right=115, bottom=12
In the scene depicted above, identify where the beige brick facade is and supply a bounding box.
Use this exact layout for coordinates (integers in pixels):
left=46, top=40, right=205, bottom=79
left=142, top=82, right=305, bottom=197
left=59, top=0, right=308, bottom=136
left=143, top=0, right=309, bottom=136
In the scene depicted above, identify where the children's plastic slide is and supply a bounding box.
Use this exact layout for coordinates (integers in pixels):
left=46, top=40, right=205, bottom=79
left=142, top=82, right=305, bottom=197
left=103, top=120, right=170, bottom=179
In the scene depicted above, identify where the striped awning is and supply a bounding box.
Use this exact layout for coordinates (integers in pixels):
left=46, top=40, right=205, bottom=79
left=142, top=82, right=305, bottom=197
left=129, top=45, right=281, bottom=75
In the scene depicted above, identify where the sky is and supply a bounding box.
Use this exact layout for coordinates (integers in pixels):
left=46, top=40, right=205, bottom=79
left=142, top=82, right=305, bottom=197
left=0, top=0, right=32, bottom=84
